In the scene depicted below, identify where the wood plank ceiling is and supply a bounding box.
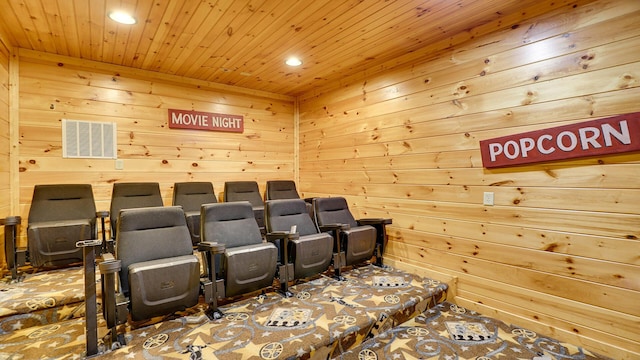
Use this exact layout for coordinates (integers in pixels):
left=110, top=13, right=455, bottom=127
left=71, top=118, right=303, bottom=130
left=0, top=0, right=548, bottom=96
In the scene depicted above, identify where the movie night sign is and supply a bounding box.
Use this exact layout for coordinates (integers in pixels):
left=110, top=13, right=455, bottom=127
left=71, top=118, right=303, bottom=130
left=168, top=109, right=244, bottom=133
left=480, top=112, right=640, bottom=168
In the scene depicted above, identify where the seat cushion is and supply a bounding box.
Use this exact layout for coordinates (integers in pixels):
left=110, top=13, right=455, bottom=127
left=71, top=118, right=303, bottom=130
left=224, top=242, right=278, bottom=298
left=128, top=254, right=200, bottom=321
left=291, top=233, right=333, bottom=279
left=27, top=219, right=91, bottom=268
left=342, top=225, right=376, bottom=265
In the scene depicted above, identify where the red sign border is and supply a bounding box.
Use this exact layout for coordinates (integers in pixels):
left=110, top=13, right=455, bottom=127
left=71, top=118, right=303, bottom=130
left=480, top=112, right=640, bottom=168
left=168, top=109, right=244, bottom=133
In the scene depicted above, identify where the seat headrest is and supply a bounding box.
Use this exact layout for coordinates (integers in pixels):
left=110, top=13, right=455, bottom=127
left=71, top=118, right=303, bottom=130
left=315, top=197, right=349, bottom=212
left=202, top=201, right=254, bottom=222
left=266, top=199, right=306, bottom=217
left=118, top=206, right=186, bottom=232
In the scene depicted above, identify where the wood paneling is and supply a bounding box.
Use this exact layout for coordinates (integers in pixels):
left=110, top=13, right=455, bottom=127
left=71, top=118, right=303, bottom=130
left=0, top=29, right=11, bottom=269
left=298, top=0, right=640, bottom=358
left=11, top=50, right=295, bottom=247
left=0, top=0, right=584, bottom=96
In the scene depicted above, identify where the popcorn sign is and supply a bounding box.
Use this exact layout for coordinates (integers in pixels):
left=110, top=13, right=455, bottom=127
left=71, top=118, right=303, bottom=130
left=480, top=112, right=640, bottom=168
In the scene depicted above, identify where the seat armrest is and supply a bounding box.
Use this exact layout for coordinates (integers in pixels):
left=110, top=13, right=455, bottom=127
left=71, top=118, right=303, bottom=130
left=266, top=231, right=300, bottom=242
left=96, top=210, right=109, bottom=218
left=198, top=241, right=225, bottom=254
left=358, top=218, right=392, bottom=226
left=99, top=253, right=121, bottom=274
left=0, top=215, right=21, bottom=226
left=319, top=223, right=350, bottom=232
left=76, top=239, right=102, bottom=247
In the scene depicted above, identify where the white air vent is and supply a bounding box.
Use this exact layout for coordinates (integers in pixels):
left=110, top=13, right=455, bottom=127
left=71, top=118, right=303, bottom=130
left=62, top=119, right=117, bottom=159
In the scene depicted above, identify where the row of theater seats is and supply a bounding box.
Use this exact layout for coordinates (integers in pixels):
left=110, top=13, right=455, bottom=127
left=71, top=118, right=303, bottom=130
left=11, top=180, right=314, bottom=272
left=2, top=180, right=391, bottom=353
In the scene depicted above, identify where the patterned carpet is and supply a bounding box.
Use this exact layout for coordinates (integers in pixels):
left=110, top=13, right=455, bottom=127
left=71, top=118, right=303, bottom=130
left=0, top=264, right=448, bottom=359
left=337, top=301, right=612, bottom=360
left=0, top=265, right=611, bottom=360
left=0, top=266, right=92, bottom=335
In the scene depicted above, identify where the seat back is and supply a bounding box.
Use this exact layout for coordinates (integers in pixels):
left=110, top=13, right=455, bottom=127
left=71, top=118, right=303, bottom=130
left=265, top=180, right=301, bottom=200
left=110, top=182, right=163, bottom=238
left=173, top=182, right=217, bottom=245
left=27, top=184, right=97, bottom=268
left=314, top=197, right=376, bottom=267
left=265, top=199, right=333, bottom=279
left=224, top=181, right=265, bottom=230
left=265, top=199, right=318, bottom=236
left=201, top=201, right=277, bottom=298
left=116, top=206, right=200, bottom=321
left=224, top=181, right=263, bottom=206
left=201, top=202, right=264, bottom=248
left=172, top=182, right=217, bottom=212
left=313, top=197, right=358, bottom=228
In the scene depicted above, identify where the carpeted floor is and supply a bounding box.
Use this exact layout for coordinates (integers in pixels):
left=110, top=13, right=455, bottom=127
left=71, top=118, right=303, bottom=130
left=0, top=265, right=612, bottom=360
left=0, top=266, right=93, bottom=334
left=0, top=264, right=448, bottom=359
left=337, top=301, right=612, bottom=360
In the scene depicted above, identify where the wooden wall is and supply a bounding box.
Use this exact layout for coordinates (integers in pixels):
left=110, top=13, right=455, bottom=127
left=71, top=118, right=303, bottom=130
left=0, top=31, right=11, bottom=267
left=298, top=0, right=640, bottom=358
left=7, top=50, right=295, bottom=252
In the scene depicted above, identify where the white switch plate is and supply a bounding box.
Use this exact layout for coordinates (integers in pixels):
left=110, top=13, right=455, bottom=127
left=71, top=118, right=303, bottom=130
left=115, top=159, right=124, bottom=170
left=483, top=192, right=494, bottom=206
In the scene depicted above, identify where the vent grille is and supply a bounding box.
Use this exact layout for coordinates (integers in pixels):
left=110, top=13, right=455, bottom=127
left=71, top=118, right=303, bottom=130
left=62, top=120, right=117, bottom=159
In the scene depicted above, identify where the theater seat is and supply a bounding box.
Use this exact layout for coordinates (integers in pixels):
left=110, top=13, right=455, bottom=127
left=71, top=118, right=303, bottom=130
left=265, top=180, right=302, bottom=200
left=265, top=199, right=333, bottom=295
left=98, top=206, right=219, bottom=347
left=26, top=184, right=101, bottom=269
left=313, top=197, right=392, bottom=276
left=172, top=182, right=217, bottom=245
left=109, top=182, right=163, bottom=241
left=201, top=201, right=278, bottom=317
left=223, top=181, right=265, bottom=234
left=265, top=180, right=313, bottom=215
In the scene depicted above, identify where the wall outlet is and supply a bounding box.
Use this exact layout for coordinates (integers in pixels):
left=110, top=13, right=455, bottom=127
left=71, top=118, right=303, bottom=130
left=115, top=159, right=124, bottom=170
left=483, top=192, right=494, bottom=206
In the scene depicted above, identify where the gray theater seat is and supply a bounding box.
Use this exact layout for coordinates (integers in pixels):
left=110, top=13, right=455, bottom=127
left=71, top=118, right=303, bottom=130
left=224, top=181, right=265, bottom=233
left=201, top=201, right=278, bottom=317
left=265, top=199, right=333, bottom=295
left=172, top=182, right=217, bottom=245
left=27, top=184, right=99, bottom=269
left=265, top=180, right=313, bottom=216
left=313, top=197, right=392, bottom=277
left=265, top=180, right=302, bottom=200
left=98, top=206, right=219, bottom=347
left=109, top=182, right=163, bottom=241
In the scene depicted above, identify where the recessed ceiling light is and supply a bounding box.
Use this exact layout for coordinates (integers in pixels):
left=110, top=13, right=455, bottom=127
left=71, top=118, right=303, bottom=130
left=285, top=57, right=302, bottom=66
left=108, top=11, right=137, bottom=25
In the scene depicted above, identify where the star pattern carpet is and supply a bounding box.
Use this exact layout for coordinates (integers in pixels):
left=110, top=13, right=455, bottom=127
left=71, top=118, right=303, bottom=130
left=0, top=265, right=447, bottom=359
left=336, top=301, right=613, bottom=360
left=0, top=266, right=97, bottom=335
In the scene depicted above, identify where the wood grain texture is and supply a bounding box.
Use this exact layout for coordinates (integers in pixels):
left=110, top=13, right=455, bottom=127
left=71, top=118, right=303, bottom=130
left=11, top=50, right=295, bottom=249
left=0, top=0, right=583, bottom=96
left=0, top=34, right=10, bottom=268
left=298, top=1, right=640, bottom=358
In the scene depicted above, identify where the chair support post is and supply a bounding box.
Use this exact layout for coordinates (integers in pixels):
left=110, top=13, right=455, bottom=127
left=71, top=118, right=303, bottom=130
left=199, top=242, right=225, bottom=320
left=1, top=216, right=22, bottom=281
left=99, top=254, right=122, bottom=349
left=77, top=239, right=102, bottom=357
left=96, top=211, right=110, bottom=254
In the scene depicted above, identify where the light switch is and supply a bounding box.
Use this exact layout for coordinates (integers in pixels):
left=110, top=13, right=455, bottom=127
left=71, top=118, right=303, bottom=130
left=115, top=159, right=124, bottom=170
left=483, top=192, right=494, bottom=206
